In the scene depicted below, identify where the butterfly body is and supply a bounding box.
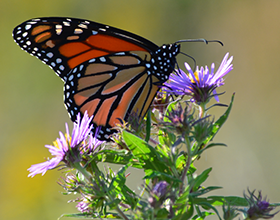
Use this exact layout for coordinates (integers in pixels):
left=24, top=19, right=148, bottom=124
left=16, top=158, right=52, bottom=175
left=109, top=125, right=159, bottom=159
left=13, top=17, right=180, bottom=140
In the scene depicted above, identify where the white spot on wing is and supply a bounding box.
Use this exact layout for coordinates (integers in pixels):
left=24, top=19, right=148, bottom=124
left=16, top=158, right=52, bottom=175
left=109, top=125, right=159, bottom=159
left=56, top=58, right=62, bottom=63
left=74, top=28, right=83, bottom=34
left=63, top=21, right=70, bottom=26
left=59, top=65, right=65, bottom=71
left=68, top=75, right=74, bottom=81
left=25, top=24, right=32, bottom=30
left=78, top=23, right=88, bottom=29
left=46, top=52, right=53, bottom=58
left=100, top=57, right=106, bottom=62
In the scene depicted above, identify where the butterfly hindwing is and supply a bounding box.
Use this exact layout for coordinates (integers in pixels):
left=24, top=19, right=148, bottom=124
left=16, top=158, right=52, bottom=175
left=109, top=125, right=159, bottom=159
left=64, top=50, right=160, bottom=140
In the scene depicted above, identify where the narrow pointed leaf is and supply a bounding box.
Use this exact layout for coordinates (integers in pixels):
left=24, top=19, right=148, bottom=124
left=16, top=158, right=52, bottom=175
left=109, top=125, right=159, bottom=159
left=202, top=93, right=235, bottom=146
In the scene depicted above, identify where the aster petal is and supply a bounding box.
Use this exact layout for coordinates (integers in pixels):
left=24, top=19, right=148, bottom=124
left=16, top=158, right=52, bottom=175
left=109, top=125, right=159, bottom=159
left=28, top=157, right=61, bottom=177
left=210, top=63, right=215, bottom=75
left=65, top=122, right=70, bottom=139
left=46, top=144, right=64, bottom=157
left=184, top=62, right=194, bottom=75
left=71, top=113, right=81, bottom=147
left=211, top=53, right=233, bottom=83
left=70, top=111, right=93, bottom=148
left=212, top=89, right=219, bottom=102
left=59, top=131, right=68, bottom=150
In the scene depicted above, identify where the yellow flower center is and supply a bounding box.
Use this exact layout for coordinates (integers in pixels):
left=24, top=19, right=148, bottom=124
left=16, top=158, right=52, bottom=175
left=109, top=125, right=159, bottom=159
left=190, top=71, right=200, bottom=83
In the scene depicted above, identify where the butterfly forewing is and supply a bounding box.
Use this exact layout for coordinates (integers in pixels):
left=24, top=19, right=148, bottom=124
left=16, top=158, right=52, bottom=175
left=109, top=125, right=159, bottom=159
left=13, top=17, right=159, bottom=80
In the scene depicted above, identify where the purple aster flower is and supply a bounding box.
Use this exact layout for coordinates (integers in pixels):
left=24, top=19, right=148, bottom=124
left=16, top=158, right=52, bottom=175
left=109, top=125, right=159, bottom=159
left=152, top=181, right=169, bottom=198
left=28, top=111, right=102, bottom=177
left=148, top=181, right=169, bottom=208
left=244, top=189, right=279, bottom=219
left=76, top=196, right=92, bottom=213
left=164, top=53, right=233, bottom=103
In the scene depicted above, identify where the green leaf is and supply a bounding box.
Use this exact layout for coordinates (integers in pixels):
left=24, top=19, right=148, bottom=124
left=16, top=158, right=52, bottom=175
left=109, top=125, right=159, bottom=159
left=192, top=196, right=248, bottom=207
left=196, top=202, right=222, bottom=220
left=176, top=154, right=186, bottom=171
left=192, top=168, right=212, bottom=192
left=59, top=212, right=120, bottom=219
left=145, top=109, right=151, bottom=142
left=208, top=196, right=248, bottom=206
left=123, top=131, right=171, bottom=175
left=158, top=127, right=176, bottom=147
left=109, top=164, right=130, bottom=192
left=93, top=149, right=143, bottom=168
left=173, top=197, right=194, bottom=220
left=107, top=164, right=133, bottom=210
left=156, top=208, right=169, bottom=219
left=143, top=170, right=182, bottom=183
left=197, top=143, right=227, bottom=154
left=202, top=93, right=235, bottom=146
left=175, top=184, right=190, bottom=204
left=192, top=211, right=214, bottom=220
left=191, top=186, right=222, bottom=197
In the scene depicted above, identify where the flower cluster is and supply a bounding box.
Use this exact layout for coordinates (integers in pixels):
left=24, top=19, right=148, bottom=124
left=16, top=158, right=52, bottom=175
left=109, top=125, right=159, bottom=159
left=164, top=53, right=233, bottom=103
left=28, top=111, right=103, bottom=177
left=243, top=189, right=279, bottom=220
left=26, top=53, right=280, bottom=220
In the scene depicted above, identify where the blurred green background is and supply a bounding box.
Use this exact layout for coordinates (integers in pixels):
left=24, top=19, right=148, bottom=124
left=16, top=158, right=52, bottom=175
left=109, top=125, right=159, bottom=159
left=2, top=0, right=280, bottom=219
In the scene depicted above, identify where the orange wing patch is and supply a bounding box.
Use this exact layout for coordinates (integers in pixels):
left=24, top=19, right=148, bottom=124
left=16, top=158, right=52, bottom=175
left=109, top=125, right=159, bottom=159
left=92, top=96, right=117, bottom=126
left=77, top=74, right=111, bottom=91
left=80, top=99, right=100, bottom=120
left=110, top=55, right=140, bottom=65
left=31, top=25, right=51, bottom=36
left=86, top=34, right=147, bottom=52
left=132, top=75, right=159, bottom=118
left=102, top=66, right=145, bottom=94
left=59, top=42, right=91, bottom=57
left=63, top=35, right=150, bottom=69
left=34, top=32, right=52, bottom=43
left=68, top=50, right=109, bottom=69
left=84, top=63, right=117, bottom=75
left=109, top=75, right=147, bottom=127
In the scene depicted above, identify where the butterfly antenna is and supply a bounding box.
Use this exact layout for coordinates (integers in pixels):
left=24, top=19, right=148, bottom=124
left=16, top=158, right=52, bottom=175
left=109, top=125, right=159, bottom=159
left=175, top=38, right=223, bottom=72
left=179, top=51, right=197, bottom=70
left=176, top=38, right=223, bottom=46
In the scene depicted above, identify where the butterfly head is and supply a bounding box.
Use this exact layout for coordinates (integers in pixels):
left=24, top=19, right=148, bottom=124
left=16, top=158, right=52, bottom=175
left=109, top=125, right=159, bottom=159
left=149, top=43, right=180, bottom=82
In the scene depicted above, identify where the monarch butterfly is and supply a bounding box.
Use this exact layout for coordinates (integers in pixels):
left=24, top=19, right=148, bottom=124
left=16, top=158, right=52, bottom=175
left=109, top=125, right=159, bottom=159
left=13, top=17, right=181, bottom=140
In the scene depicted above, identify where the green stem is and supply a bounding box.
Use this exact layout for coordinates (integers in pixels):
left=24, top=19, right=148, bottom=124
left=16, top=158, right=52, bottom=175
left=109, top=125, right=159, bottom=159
left=73, top=162, right=92, bottom=182
left=74, top=162, right=129, bottom=219
left=179, top=136, right=192, bottom=194
left=106, top=193, right=129, bottom=220
left=199, top=102, right=207, bottom=118
left=116, top=206, right=130, bottom=220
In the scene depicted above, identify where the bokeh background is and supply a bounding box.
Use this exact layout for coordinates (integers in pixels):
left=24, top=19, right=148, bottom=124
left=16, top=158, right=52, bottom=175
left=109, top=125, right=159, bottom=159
left=1, top=0, right=280, bottom=219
